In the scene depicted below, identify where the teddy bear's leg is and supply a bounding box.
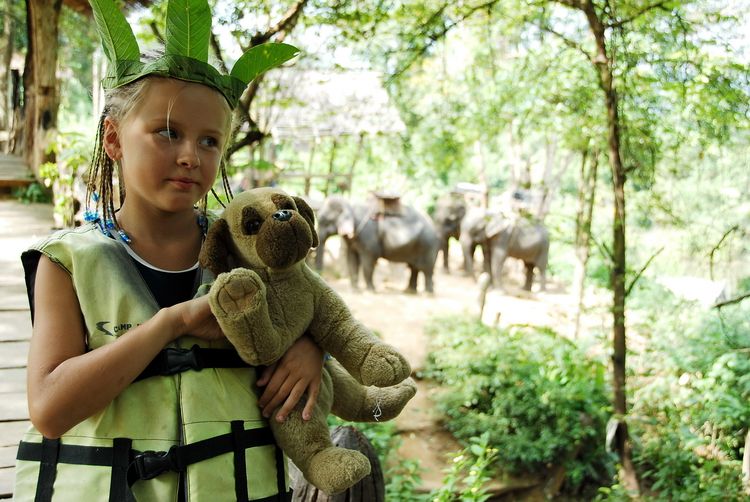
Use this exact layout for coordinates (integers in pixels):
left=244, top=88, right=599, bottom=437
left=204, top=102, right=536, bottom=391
left=269, top=370, right=371, bottom=495
left=209, top=269, right=285, bottom=365
left=358, top=342, right=413, bottom=387
left=327, top=359, right=417, bottom=422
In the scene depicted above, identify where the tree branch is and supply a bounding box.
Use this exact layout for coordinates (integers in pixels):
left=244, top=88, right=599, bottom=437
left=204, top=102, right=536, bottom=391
left=608, top=1, right=672, bottom=29
left=387, top=0, right=501, bottom=82
left=709, top=225, right=739, bottom=280
left=250, top=0, right=309, bottom=47
left=227, top=129, right=265, bottom=158
left=625, top=246, right=664, bottom=298
left=538, top=24, right=593, bottom=62
left=713, top=291, right=750, bottom=309
left=210, top=32, right=228, bottom=74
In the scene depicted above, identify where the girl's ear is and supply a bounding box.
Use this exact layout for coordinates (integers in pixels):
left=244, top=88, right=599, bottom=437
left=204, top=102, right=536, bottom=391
left=102, top=117, right=122, bottom=161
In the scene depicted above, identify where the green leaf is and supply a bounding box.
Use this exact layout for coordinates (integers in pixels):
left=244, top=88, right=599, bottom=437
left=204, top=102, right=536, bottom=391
left=165, top=0, right=211, bottom=62
left=89, top=0, right=140, bottom=62
left=230, top=43, right=299, bottom=84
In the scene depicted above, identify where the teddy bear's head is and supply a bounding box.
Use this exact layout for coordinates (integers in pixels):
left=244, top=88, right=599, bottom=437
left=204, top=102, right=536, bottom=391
left=200, top=187, right=319, bottom=274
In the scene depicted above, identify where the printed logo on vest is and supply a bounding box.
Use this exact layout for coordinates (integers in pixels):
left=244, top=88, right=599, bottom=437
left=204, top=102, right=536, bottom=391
left=96, top=321, right=133, bottom=337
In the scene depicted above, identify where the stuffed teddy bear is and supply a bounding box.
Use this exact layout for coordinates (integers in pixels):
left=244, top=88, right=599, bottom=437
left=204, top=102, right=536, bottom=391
left=199, top=187, right=417, bottom=494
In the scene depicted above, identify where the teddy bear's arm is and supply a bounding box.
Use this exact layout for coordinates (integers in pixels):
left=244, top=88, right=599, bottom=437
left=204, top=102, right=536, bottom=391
left=305, top=275, right=411, bottom=387
left=209, top=268, right=293, bottom=365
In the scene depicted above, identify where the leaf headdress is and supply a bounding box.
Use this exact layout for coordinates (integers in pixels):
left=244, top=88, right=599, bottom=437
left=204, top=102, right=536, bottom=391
left=89, top=0, right=299, bottom=108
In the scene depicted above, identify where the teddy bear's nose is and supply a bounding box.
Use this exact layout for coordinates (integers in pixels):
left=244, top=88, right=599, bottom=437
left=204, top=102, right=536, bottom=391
left=272, top=209, right=293, bottom=222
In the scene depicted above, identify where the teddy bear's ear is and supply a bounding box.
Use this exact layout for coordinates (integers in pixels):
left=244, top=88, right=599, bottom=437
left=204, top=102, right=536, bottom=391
left=199, top=218, right=232, bottom=275
left=294, top=196, right=319, bottom=248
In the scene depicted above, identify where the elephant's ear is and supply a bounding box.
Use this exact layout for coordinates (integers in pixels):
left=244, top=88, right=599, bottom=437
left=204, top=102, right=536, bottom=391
left=294, top=196, right=319, bottom=248
left=485, top=216, right=509, bottom=239
left=199, top=218, right=232, bottom=275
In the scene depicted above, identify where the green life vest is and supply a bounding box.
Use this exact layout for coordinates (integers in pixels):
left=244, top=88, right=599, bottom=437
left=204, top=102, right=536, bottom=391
left=14, top=223, right=290, bottom=501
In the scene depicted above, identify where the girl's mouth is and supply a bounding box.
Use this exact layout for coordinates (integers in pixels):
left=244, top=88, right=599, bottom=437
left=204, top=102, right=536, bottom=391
left=169, top=178, right=197, bottom=190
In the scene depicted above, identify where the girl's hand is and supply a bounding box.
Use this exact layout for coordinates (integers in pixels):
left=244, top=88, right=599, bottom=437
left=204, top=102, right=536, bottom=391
left=257, top=335, right=323, bottom=422
left=169, top=295, right=225, bottom=342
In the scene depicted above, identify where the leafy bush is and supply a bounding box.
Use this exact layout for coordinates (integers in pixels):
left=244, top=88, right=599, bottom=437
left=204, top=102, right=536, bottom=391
left=430, top=433, right=498, bottom=502
left=423, top=317, right=613, bottom=492
left=627, top=290, right=749, bottom=499
left=13, top=182, right=51, bottom=204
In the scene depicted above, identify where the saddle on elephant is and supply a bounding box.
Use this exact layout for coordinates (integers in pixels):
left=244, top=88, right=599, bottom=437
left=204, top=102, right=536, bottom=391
left=370, top=191, right=403, bottom=217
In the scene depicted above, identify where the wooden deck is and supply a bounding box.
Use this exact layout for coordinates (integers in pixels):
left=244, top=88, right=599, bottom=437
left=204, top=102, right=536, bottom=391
left=0, top=153, right=34, bottom=188
left=0, top=200, right=54, bottom=499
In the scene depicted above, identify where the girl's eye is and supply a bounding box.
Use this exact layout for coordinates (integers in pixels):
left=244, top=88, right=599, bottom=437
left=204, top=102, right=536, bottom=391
left=157, top=128, right=178, bottom=139
left=199, top=136, right=219, bottom=148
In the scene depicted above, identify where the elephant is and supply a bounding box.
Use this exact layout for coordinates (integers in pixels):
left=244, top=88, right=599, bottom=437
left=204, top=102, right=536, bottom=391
left=459, top=206, right=496, bottom=277
left=431, top=193, right=467, bottom=271
left=485, top=215, right=549, bottom=291
left=315, top=196, right=440, bottom=293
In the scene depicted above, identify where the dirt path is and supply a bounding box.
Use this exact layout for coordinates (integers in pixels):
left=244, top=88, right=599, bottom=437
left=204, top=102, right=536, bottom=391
left=318, top=241, right=609, bottom=493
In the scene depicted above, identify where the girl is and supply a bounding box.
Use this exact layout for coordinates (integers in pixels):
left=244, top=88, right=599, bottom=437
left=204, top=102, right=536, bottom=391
left=14, top=21, right=317, bottom=502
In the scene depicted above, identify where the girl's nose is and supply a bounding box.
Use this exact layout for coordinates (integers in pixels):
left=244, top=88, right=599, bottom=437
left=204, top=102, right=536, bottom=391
left=177, top=143, right=200, bottom=168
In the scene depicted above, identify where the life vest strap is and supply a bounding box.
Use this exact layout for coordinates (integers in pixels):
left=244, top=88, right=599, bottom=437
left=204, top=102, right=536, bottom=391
left=127, top=426, right=275, bottom=483
left=18, top=425, right=289, bottom=502
left=135, top=345, right=250, bottom=381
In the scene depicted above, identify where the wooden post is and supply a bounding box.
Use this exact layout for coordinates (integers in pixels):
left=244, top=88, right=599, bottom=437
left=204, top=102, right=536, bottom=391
left=290, top=426, right=385, bottom=502
left=323, top=138, right=338, bottom=197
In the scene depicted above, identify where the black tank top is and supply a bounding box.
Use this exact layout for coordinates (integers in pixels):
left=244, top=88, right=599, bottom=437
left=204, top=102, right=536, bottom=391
left=120, top=243, right=200, bottom=308
left=132, top=260, right=199, bottom=308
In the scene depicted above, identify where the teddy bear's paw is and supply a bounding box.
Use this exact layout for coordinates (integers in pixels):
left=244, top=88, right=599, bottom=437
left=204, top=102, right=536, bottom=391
left=306, top=447, right=371, bottom=495
left=366, top=378, right=418, bottom=421
left=212, top=269, right=265, bottom=316
left=360, top=345, right=412, bottom=387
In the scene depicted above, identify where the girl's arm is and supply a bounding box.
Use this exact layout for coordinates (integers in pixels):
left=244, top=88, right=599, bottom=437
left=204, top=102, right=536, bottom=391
left=256, top=336, right=324, bottom=423
left=27, top=255, right=223, bottom=438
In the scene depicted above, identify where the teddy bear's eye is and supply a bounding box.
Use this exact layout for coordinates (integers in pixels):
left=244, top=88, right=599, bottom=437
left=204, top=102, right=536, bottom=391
left=241, top=206, right=263, bottom=235
left=244, top=219, right=262, bottom=235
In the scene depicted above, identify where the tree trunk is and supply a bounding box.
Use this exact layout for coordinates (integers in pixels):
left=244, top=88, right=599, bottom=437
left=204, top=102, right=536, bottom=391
left=572, top=147, right=598, bottom=339
left=578, top=1, right=640, bottom=494
left=23, top=0, right=62, bottom=179
left=1, top=3, right=14, bottom=133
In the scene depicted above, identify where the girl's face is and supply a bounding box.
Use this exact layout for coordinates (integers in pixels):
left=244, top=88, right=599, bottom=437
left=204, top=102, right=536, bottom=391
left=103, top=78, right=231, bottom=215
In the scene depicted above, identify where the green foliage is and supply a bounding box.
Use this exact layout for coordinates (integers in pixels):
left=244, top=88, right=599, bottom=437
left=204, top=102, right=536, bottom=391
left=39, top=132, right=92, bottom=227
left=12, top=183, right=51, bottom=204
left=430, top=433, right=498, bottom=502
left=58, top=7, right=98, bottom=131
left=626, top=287, right=749, bottom=499
left=386, top=459, right=426, bottom=502
left=423, top=316, right=613, bottom=491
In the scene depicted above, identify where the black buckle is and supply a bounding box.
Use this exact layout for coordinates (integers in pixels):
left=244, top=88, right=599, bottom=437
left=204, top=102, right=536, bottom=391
left=132, top=447, right=182, bottom=480
left=161, top=346, right=203, bottom=376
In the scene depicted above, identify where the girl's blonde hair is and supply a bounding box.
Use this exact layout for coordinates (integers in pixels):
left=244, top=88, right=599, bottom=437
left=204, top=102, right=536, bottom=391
left=85, top=76, right=233, bottom=228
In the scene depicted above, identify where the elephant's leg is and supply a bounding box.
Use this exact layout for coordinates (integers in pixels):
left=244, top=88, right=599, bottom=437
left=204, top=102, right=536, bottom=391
left=423, top=269, right=435, bottom=294
left=523, top=262, right=534, bottom=291
left=361, top=255, right=377, bottom=291
left=480, top=243, right=492, bottom=275
left=490, top=250, right=507, bottom=289
left=539, top=265, right=547, bottom=292
left=406, top=266, right=418, bottom=293
left=461, top=240, right=474, bottom=276
left=346, top=247, right=360, bottom=290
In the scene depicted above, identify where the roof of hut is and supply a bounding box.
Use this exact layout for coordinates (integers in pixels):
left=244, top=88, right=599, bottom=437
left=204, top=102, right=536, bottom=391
left=254, top=69, right=406, bottom=141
